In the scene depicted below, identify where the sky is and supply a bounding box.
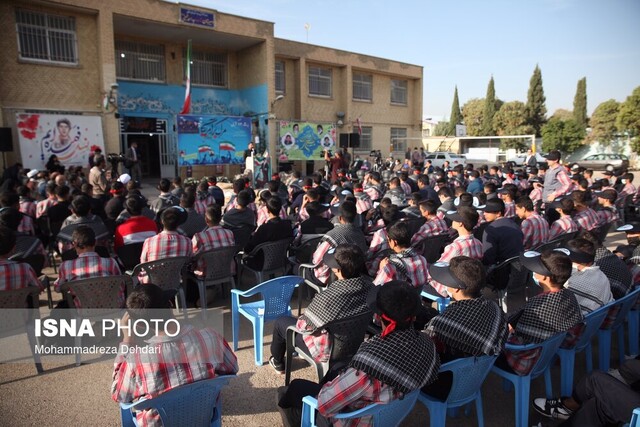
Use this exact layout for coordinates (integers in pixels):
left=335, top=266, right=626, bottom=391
left=178, top=0, right=640, bottom=121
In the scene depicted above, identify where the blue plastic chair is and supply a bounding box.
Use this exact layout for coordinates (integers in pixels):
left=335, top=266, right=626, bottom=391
left=629, top=297, right=640, bottom=357
left=592, top=287, right=640, bottom=372
left=491, top=332, right=567, bottom=427
left=119, top=375, right=235, bottom=427
left=231, top=275, right=302, bottom=365
left=301, top=389, right=420, bottom=427
left=421, top=287, right=450, bottom=313
left=418, top=355, right=497, bottom=427
left=556, top=304, right=609, bottom=396
left=626, top=407, right=640, bottom=427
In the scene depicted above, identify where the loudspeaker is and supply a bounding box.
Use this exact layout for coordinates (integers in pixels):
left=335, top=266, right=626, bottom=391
left=349, top=132, right=360, bottom=148
left=339, top=134, right=349, bottom=148
left=0, top=128, right=13, bottom=152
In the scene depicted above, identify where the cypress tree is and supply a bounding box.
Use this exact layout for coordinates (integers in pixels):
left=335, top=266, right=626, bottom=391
left=573, top=77, right=587, bottom=130
left=448, top=86, right=462, bottom=136
left=482, top=76, right=496, bottom=135
left=525, top=65, right=547, bottom=136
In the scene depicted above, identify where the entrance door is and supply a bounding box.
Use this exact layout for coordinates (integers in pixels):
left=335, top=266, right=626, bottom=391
left=159, top=132, right=177, bottom=179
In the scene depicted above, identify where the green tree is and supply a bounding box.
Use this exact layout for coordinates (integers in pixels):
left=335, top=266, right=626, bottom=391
left=434, top=120, right=450, bottom=136
left=448, top=86, right=462, bottom=135
left=573, top=77, right=587, bottom=129
left=588, top=99, right=619, bottom=143
left=482, top=76, right=497, bottom=135
left=525, top=65, right=547, bottom=137
left=541, top=117, right=585, bottom=154
left=461, top=98, right=485, bottom=136
left=551, top=109, right=573, bottom=121
left=493, top=101, right=534, bottom=149
left=617, top=86, right=640, bottom=151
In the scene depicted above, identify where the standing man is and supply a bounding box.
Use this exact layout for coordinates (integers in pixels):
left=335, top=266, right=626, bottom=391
left=542, top=150, right=572, bottom=223
left=126, top=141, right=142, bottom=183
left=89, top=155, right=109, bottom=202
left=524, top=148, right=537, bottom=168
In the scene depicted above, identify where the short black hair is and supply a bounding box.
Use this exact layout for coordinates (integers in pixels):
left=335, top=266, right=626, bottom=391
left=516, top=196, right=534, bottom=212
left=0, top=191, right=19, bottom=208
left=437, top=187, right=453, bottom=198
left=236, top=190, right=250, bottom=208
left=578, top=229, right=602, bottom=247
left=71, top=195, right=91, bottom=217
left=126, top=283, right=172, bottom=325
left=418, top=199, right=437, bottom=215
left=484, top=182, right=497, bottom=193
left=205, top=203, right=222, bottom=225
left=558, top=199, right=574, bottom=215
left=540, top=250, right=572, bottom=286
left=55, top=185, right=70, bottom=198
left=158, top=178, right=171, bottom=193
left=71, top=225, right=96, bottom=249
left=0, top=225, right=16, bottom=256
left=381, top=205, right=401, bottom=226
left=571, top=190, right=588, bottom=207
left=417, top=175, right=430, bottom=186
left=449, top=256, right=485, bottom=298
left=339, top=200, right=357, bottom=223
left=267, top=180, right=279, bottom=194
left=125, top=196, right=145, bottom=216
left=233, top=178, right=245, bottom=194
left=457, top=206, right=479, bottom=232
left=567, top=238, right=596, bottom=264
left=387, top=221, right=411, bottom=248
left=266, top=196, right=282, bottom=216
left=0, top=207, right=22, bottom=230
left=333, top=244, right=365, bottom=279
left=180, top=192, right=195, bottom=209
left=376, top=281, right=420, bottom=329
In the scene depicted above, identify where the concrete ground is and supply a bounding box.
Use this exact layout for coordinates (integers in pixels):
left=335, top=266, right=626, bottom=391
left=0, top=175, right=636, bottom=427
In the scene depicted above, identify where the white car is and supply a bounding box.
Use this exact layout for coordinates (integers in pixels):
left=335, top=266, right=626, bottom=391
left=424, top=152, right=467, bottom=169
left=507, top=153, right=546, bottom=167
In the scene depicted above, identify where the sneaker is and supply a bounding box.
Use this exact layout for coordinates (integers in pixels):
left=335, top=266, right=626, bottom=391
left=269, top=356, right=285, bottom=374
left=533, top=398, right=573, bottom=420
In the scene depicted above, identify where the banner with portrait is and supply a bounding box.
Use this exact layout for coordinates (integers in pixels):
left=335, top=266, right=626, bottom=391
left=15, top=113, right=105, bottom=170
left=277, top=121, right=336, bottom=161
left=177, top=115, right=252, bottom=166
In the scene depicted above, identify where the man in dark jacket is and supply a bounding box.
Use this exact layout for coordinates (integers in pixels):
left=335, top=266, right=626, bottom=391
left=243, top=197, right=292, bottom=269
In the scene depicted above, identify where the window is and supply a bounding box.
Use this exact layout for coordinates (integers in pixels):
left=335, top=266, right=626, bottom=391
left=16, top=9, right=77, bottom=64
left=308, top=66, right=332, bottom=97
left=275, top=60, right=285, bottom=93
left=184, top=50, right=227, bottom=87
left=391, top=79, right=408, bottom=105
left=358, top=126, right=372, bottom=150
left=353, top=73, right=372, bottom=101
left=390, top=127, right=407, bottom=151
left=115, top=40, right=165, bottom=82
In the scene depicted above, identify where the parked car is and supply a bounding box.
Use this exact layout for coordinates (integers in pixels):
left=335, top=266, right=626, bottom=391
left=424, top=152, right=467, bottom=169
left=507, top=152, right=547, bottom=167
left=569, top=153, right=629, bottom=171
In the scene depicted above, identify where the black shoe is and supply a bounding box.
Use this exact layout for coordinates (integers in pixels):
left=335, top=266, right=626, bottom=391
left=269, top=356, right=285, bottom=373
left=533, top=398, right=573, bottom=420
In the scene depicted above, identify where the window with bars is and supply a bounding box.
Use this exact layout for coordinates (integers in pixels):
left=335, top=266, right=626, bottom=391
left=115, top=40, right=165, bottom=82
left=15, top=9, right=77, bottom=64
left=308, top=66, right=332, bottom=97
left=359, top=126, right=372, bottom=150
left=391, top=127, right=407, bottom=151
left=391, top=79, right=408, bottom=105
left=352, top=73, right=372, bottom=101
left=184, top=50, right=227, bottom=87
left=275, top=60, right=285, bottom=93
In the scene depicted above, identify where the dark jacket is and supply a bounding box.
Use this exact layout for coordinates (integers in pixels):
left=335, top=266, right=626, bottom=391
left=244, top=217, right=293, bottom=269
left=482, top=217, right=524, bottom=265
left=300, top=216, right=334, bottom=235
left=221, top=208, right=255, bottom=230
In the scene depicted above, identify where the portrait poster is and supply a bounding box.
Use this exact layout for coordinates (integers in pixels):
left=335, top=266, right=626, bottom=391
left=277, top=121, right=336, bottom=160
left=15, top=113, right=105, bottom=170
left=177, top=115, right=251, bottom=166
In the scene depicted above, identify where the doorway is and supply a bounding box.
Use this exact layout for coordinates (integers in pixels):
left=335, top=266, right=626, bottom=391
left=125, top=135, right=161, bottom=178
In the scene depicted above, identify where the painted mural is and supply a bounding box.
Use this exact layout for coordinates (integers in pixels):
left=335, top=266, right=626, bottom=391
left=177, top=115, right=252, bottom=165
left=278, top=121, right=336, bottom=160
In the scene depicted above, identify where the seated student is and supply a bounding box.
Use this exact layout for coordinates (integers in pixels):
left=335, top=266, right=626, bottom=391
left=194, top=181, right=215, bottom=216
left=382, top=177, right=407, bottom=207
left=268, top=244, right=373, bottom=373
left=373, top=221, right=429, bottom=288
left=481, top=198, right=524, bottom=266
left=594, top=189, right=619, bottom=226
left=192, top=204, right=235, bottom=255
left=497, top=250, right=583, bottom=376
left=572, top=190, right=599, bottom=232
left=111, top=284, right=238, bottom=427
left=104, top=181, right=127, bottom=222
left=0, top=207, right=48, bottom=266
left=206, top=176, right=225, bottom=207
left=57, top=194, right=110, bottom=252
left=516, top=196, right=549, bottom=250
left=436, top=187, right=455, bottom=218
left=353, top=182, right=373, bottom=215
left=256, top=190, right=287, bottom=228
left=46, top=184, right=72, bottom=226
left=564, top=238, right=613, bottom=314
left=224, top=178, right=257, bottom=214
left=0, top=225, right=42, bottom=292
left=366, top=205, right=402, bottom=276
left=297, top=201, right=333, bottom=237
left=242, top=197, right=293, bottom=269
left=221, top=190, right=256, bottom=230
left=1, top=191, right=35, bottom=236
left=114, top=196, right=158, bottom=251
left=276, top=281, right=440, bottom=427
left=176, top=192, right=206, bottom=239
left=548, top=199, right=579, bottom=240
left=497, top=185, right=517, bottom=219
left=533, top=356, right=640, bottom=425
left=410, top=199, right=449, bottom=246
left=36, top=182, right=57, bottom=218
left=148, top=178, right=179, bottom=214
left=579, top=230, right=632, bottom=299
left=140, top=207, right=192, bottom=264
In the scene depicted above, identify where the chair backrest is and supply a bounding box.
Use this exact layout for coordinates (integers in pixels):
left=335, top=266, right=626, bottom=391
left=333, top=388, right=420, bottom=426
left=440, top=355, right=498, bottom=406
left=227, top=225, right=253, bottom=250
left=9, top=254, right=45, bottom=276
left=486, top=255, right=529, bottom=292
left=132, top=257, right=191, bottom=290
left=601, top=287, right=640, bottom=331
left=533, top=238, right=564, bottom=252
left=255, top=275, right=302, bottom=321
left=417, top=233, right=451, bottom=264
left=249, top=238, right=293, bottom=271
left=59, top=275, right=131, bottom=311
left=506, top=332, right=566, bottom=378
left=293, top=236, right=323, bottom=264
left=326, top=311, right=373, bottom=365
left=0, top=286, right=39, bottom=334
left=403, top=217, right=426, bottom=236
left=128, top=375, right=234, bottom=427
left=572, top=304, right=610, bottom=352
left=194, top=246, right=238, bottom=281
left=594, top=223, right=613, bottom=243
left=116, top=242, right=145, bottom=271
left=628, top=407, right=640, bottom=427
left=556, top=231, right=578, bottom=246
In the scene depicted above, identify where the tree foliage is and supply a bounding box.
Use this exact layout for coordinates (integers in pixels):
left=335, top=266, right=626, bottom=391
left=573, top=77, right=587, bottom=130
left=461, top=98, right=485, bottom=136
left=492, top=101, right=534, bottom=150
left=541, top=117, right=585, bottom=154
left=482, top=77, right=497, bottom=136
left=616, top=86, right=640, bottom=152
left=434, top=121, right=450, bottom=137
left=448, top=86, right=462, bottom=135
left=588, top=99, right=619, bottom=143
left=551, top=109, right=573, bottom=121
left=525, top=65, right=547, bottom=137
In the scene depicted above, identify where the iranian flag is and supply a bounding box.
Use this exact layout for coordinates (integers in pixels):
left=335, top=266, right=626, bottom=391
left=198, top=145, right=211, bottom=153
left=219, top=142, right=236, bottom=151
left=180, top=40, right=192, bottom=115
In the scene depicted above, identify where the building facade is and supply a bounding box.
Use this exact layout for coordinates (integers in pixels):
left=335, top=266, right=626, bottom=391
left=0, top=0, right=422, bottom=179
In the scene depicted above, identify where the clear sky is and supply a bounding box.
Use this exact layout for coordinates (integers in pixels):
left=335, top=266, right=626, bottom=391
left=181, top=0, right=640, bottom=120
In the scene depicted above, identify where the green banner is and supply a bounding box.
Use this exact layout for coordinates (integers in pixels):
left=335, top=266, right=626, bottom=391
left=277, top=121, right=336, bottom=160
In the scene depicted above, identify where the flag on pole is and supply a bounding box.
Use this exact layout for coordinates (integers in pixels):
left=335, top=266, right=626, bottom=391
left=219, top=142, right=236, bottom=151
left=356, top=117, right=363, bottom=135
left=180, top=40, right=192, bottom=115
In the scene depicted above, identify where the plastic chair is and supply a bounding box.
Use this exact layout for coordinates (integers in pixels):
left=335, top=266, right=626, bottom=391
left=231, top=275, right=302, bottom=366
left=491, top=332, right=567, bottom=427
left=629, top=293, right=640, bottom=357
left=120, top=375, right=236, bottom=427
left=116, top=242, right=145, bottom=273
left=0, top=286, right=43, bottom=373
left=533, top=238, right=565, bottom=253
left=485, top=255, right=530, bottom=312
left=191, top=246, right=238, bottom=319
left=36, top=216, right=59, bottom=273
left=556, top=304, right=609, bottom=396
left=297, top=262, right=327, bottom=316
left=301, top=389, right=420, bottom=427
left=592, top=287, right=640, bottom=371
left=285, top=310, right=372, bottom=385
left=224, top=224, right=253, bottom=250
left=625, top=407, right=640, bottom=427
left=420, top=287, right=450, bottom=313
left=418, top=355, right=498, bottom=427
left=237, top=238, right=293, bottom=287
left=9, top=253, right=51, bottom=308
left=131, top=256, right=191, bottom=318
left=415, top=234, right=451, bottom=264
left=59, top=275, right=131, bottom=366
